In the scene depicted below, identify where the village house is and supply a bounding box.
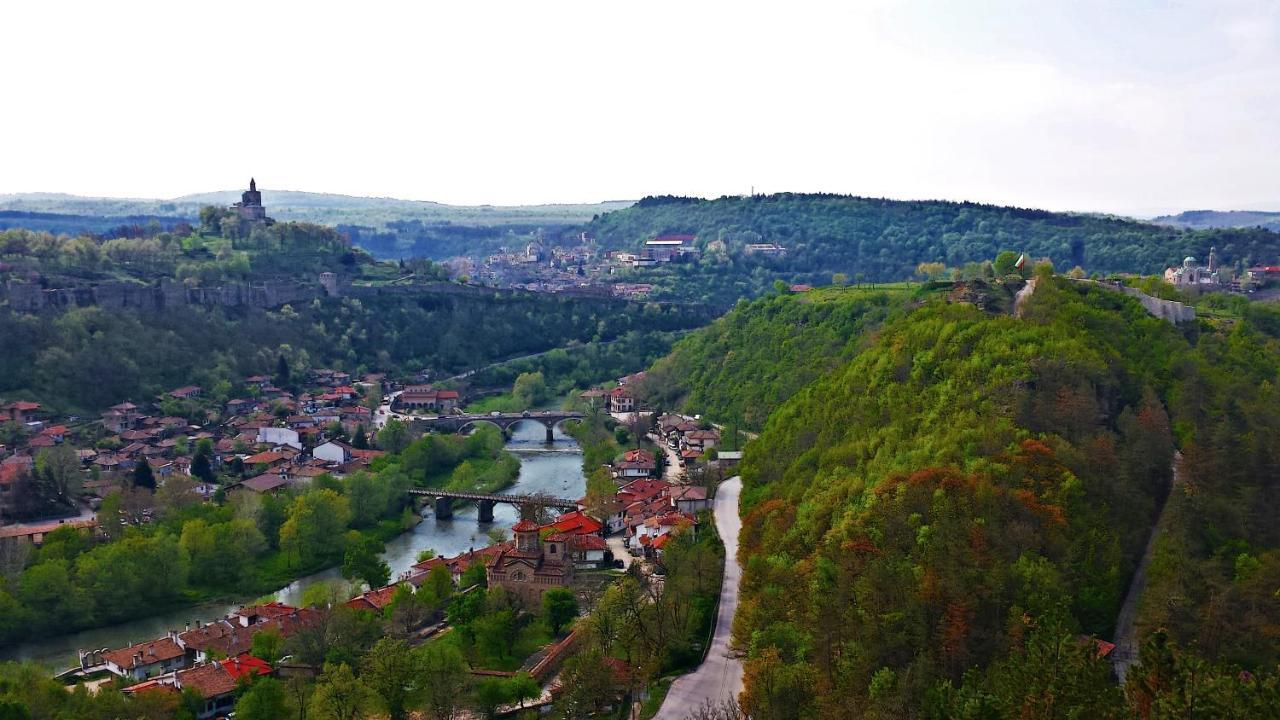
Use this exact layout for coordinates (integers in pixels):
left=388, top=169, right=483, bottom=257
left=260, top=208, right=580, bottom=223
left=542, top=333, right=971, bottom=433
left=614, top=448, right=657, bottom=479
left=668, top=485, right=711, bottom=513
left=101, top=637, right=187, bottom=681
left=123, top=654, right=271, bottom=720
left=346, top=584, right=401, bottom=613
left=409, top=544, right=509, bottom=587
left=313, top=440, right=353, bottom=464
left=168, top=385, right=203, bottom=400
left=1, top=401, right=41, bottom=425
left=607, top=386, right=635, bottom=414
left=256, top=426, right=302, bottom=450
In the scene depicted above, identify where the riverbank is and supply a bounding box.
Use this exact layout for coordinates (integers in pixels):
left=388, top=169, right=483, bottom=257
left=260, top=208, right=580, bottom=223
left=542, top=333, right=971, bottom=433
left=0, top=424, right=586, bottom=673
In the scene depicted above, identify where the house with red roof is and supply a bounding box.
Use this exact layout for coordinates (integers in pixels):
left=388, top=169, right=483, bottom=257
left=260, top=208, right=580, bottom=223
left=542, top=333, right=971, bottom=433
left=2, top=401, right=41, bottom=424
left=345, top=584, right=400, bottom=613
left=409, top=543, right=510, bottom=587
left=541, top=510, right=604, bottom=537
left=124, top=654, right=271, bottom=720
left=102, top=637, right=187, bottom=680
left=168, top=385, right=202, bottom=400
left=614, top=447, right=656, bottom=479
left=606, top=386, right=635, bottom=414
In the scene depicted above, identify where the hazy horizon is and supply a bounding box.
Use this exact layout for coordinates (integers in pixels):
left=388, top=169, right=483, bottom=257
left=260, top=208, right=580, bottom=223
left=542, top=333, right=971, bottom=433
left=3, top=1, right=1278, bottom=216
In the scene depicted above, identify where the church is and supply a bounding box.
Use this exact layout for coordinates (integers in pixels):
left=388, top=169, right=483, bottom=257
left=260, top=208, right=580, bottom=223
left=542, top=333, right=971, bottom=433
left=232, top=178, right=273, bottom=225
left=485, top=519, right=573, bottom=606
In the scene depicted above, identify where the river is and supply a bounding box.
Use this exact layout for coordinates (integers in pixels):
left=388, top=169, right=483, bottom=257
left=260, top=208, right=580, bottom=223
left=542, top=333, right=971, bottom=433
left=0, top=422, right=586, bottom=672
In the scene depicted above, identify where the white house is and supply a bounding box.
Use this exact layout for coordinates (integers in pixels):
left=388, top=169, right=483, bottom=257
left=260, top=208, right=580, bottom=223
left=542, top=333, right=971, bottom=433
left=313, top=441, right=352, bottom=464
left=256, top=426, right=302, bottom=450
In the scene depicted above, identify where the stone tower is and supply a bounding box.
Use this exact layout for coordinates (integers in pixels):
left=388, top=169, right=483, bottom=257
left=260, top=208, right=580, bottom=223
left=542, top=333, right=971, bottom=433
left=233, top=178, right=269, bottom=223
left=319, top=272, right=339, bottom=298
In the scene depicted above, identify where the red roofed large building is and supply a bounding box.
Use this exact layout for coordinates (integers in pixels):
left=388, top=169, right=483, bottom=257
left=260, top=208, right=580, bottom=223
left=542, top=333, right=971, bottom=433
left=486, top=520, right=573, bottom=605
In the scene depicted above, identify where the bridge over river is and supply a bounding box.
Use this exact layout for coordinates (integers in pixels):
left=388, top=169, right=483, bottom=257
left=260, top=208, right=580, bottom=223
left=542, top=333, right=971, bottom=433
left=408, top=488, right=578, bottom=522
left=409, top=411, right=584, bottom=442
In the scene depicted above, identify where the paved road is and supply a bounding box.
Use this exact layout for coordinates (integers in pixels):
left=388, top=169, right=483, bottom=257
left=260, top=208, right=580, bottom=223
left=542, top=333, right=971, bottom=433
left=653, top=476, right=744, bottom=720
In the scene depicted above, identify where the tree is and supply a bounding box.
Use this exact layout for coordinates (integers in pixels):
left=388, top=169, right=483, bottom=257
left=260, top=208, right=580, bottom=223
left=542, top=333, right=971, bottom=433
left=994, top=250, right=1021, bottom=276
left=276, top=353, right=291, bottom=387
left=513, top=371, right=548, bottom=408
left=916, top=262, right=946, bottom=281
left=554, top=644, right=621, bottom=719
left=155, top=475, right=200, bottom=516
left=191, top=439, right=215, bottom=484
left=362, top=638, right=421, bottom=720
left=832, top=272, right=849, bottom=286
left=418, top=642, right=469, bottom=720
left=472, top=677, right=513, bottom=720
left=131, top=461, right=156, bottom=490
left=352, top=425, right=368, bottom=450
left=280, top=489, right=352, bottom=567
left=582, top=466, right=618, bottom=523
left=341, top=532, right=390, bottom=590
left=234, top=677, right=288, bottom=720
left=542, top=587, right=579, bottom=636
left=250, top=627, right=284, bottom=665
left=310, top=663, right=370, bottom=720
left=377, top=419, right=411, bottom=454
left=34, top=445, right=81, bottom=507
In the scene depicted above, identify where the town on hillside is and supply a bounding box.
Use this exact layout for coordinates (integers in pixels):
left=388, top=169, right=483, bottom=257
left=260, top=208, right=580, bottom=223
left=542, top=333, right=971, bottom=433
left=0, top=349, right=738, bottom=718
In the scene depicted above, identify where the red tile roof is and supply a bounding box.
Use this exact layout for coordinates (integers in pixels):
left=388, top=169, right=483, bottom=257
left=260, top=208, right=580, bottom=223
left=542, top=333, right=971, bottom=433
left=542, top=510, right=604, bottom=536
left=102, top=637, right=185, bottom=671
left=220, top=654, right=272, bottom=682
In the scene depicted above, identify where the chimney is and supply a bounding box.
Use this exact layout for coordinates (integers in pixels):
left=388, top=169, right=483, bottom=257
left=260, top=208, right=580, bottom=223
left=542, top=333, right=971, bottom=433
left=185, top=622, right=190, bottom=632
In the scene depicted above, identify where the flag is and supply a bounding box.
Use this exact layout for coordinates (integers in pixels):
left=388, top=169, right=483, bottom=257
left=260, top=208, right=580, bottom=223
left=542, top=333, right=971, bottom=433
left=1014, top=254, right=1027, bottom=269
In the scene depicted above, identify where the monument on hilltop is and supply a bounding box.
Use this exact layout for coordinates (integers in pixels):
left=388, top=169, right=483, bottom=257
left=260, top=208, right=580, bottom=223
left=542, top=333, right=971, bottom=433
left=232, top=178, right=273, bottom=225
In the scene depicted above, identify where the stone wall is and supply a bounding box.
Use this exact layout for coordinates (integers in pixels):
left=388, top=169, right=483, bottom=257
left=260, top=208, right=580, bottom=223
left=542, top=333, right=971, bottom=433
left=2, top=278, right=322, bottom=313
left=1066, top=279, right=1196, bottom=324
left=1116, top=285, right=1197, bottom=324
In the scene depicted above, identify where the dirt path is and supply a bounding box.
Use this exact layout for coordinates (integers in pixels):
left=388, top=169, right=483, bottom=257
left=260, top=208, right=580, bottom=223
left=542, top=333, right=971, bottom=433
left=1013, top=276, right=1038, bottom=316
left=1112, top=452, right=1183, bottom=683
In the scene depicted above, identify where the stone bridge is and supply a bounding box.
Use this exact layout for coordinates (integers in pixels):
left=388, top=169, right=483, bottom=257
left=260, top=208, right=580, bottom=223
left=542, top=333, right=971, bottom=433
left=410, top=411, right=584, bottom=443
left=408, top=488, right=578, bottom=522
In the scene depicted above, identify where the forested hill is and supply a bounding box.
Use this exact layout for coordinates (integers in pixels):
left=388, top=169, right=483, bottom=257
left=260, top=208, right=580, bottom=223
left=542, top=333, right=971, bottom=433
left=579, top=194, right=1280, bottom=301
left=639, top=276, right=1280, bottom=717
left=0, top=290, right=710, bottom=415
left=1152, top=208, right=1280, bottom=232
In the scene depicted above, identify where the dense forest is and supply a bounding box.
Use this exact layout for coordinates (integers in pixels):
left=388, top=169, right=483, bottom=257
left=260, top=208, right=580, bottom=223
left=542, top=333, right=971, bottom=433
left=0, top=291, right=710, bottom=415
left=642, top=274, right=1280, bottom=717
left=638, top=286, right=919, bottom=430
left=577, top=194, right=1280, bottom=303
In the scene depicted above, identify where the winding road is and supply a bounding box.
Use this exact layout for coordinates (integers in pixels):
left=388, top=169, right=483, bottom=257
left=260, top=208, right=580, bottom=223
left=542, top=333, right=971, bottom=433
left=653, top=476, right=744, bottom=720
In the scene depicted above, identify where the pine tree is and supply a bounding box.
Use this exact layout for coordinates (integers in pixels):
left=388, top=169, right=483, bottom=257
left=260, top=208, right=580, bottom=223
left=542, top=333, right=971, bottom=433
left=132, top=461, right=156, bottom=490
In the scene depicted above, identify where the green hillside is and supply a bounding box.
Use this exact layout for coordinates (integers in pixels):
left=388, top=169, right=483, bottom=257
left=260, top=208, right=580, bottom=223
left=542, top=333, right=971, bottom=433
left=643, top=274, right=1280, bottom=717
left=580, top=194, right=1280, bottom=303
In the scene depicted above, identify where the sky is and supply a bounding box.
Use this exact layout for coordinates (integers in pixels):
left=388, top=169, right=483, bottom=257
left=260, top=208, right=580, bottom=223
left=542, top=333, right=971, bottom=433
left=2, top=0, right=1278, bottom=216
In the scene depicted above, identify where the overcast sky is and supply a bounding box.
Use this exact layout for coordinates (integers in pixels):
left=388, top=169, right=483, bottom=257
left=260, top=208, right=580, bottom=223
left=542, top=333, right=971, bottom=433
left=3, top=0, right=1278, bottom=216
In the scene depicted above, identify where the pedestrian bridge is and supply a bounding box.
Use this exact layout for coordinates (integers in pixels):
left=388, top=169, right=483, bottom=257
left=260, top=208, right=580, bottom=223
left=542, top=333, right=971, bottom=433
left=410, top=411, right=584, bottom=442
left=408, top=488, right=578, bottom=522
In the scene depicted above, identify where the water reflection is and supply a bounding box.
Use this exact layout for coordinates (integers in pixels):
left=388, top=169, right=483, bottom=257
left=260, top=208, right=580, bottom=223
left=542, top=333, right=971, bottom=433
left=0, top=423, right=586, bottom=671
